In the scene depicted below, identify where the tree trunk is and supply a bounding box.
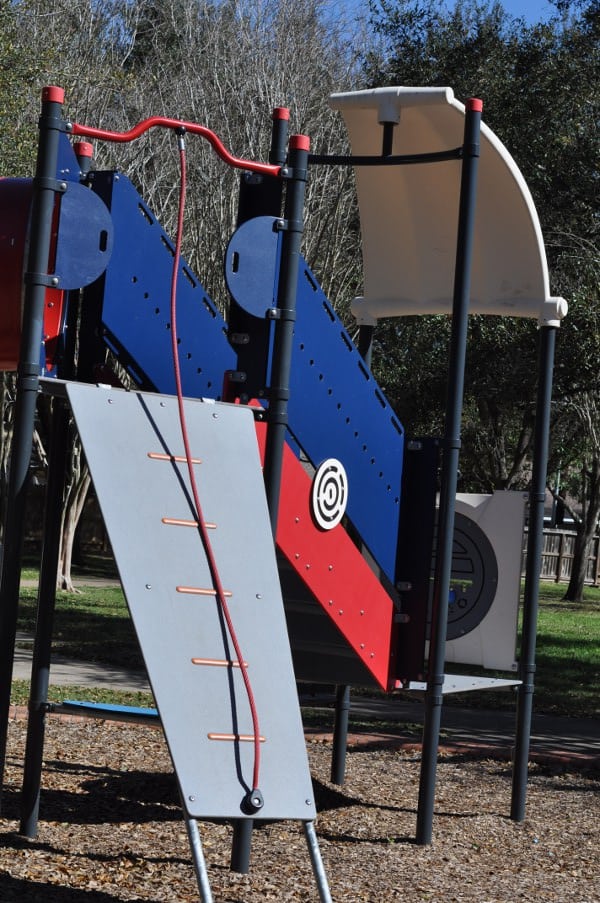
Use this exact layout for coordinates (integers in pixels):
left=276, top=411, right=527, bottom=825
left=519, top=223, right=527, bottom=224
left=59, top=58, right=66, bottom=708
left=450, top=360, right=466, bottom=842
left=563, top=454, right=600, bottom=602
left=0, top=373, right=16, bottom=539
left=57, top=447, right=91, bottom=593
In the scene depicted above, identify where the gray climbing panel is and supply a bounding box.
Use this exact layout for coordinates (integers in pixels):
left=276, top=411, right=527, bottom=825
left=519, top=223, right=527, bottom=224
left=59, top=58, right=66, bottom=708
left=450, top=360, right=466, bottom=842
left=67, top=383, right=315, bottom=822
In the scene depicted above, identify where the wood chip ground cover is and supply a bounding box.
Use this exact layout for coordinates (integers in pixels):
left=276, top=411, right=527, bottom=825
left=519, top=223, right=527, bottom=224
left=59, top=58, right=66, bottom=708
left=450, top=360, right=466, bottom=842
left=0, top=719, right=598, bottom=902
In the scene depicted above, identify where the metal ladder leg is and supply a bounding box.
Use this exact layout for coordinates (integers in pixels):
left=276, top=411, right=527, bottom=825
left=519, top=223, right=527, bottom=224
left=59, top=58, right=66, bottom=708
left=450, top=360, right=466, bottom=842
left=185, top=816, right=214, bottom=903
left=303, top=821, right=333, bottom=903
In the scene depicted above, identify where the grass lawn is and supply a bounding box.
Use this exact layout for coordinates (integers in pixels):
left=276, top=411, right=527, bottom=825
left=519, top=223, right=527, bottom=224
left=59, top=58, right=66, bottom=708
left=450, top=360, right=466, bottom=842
left=526, top=582, right=599, bottom=718
left=443, top=582, right=600, bottom=717
left=13, top=574, right=599, bottom=719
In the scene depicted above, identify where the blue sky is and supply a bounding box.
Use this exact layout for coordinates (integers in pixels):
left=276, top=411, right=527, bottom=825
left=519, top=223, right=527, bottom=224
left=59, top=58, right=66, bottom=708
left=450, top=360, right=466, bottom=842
left=489, top=0, right=558, bottom=21
left=359, top=0, right=561, bottom=24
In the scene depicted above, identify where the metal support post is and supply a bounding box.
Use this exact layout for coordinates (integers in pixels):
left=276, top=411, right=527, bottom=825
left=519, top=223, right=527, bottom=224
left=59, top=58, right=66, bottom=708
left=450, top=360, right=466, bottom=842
left=262, top=134, right=310, bottom=535
left=415, top=99, right=482, bottom=845
left=330, top=684, right=351, bottom=785
left=230, top=820, right=253, bottom=874
left=20, top=272, right=79, bottom=837
left=0, top=87, right=65, bottom=807
left=270, top=107, right=290, bottom=167
left=19, top=398, right=71, bottom=836
left=357, top=326, right=374, bottom=368
left=185, top=816, right=214, bottom=902
left=229, top=131, right=309, bottom=877
left=303, top=821, right=333, bottom=903
left=511, top=324, right=557, bottom=820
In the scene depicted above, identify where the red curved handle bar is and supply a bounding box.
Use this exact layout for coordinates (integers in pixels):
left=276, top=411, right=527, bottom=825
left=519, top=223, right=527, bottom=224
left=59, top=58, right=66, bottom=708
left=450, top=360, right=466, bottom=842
left=70, top=116, right=281, bottom=177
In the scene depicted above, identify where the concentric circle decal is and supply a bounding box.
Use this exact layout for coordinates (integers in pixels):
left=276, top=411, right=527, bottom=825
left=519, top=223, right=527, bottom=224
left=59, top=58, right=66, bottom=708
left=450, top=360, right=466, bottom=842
left=311, top=458, right=348, bottom=530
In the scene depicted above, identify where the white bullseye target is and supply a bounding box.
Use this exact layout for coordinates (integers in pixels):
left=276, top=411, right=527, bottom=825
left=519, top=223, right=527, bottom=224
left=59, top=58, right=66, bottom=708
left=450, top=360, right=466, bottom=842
left=311, top=458, right=348, bottom=530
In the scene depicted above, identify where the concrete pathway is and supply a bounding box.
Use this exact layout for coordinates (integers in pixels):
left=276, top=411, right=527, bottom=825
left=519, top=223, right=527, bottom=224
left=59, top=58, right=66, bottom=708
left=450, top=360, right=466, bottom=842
left=13, top=631, right=151, bottom=692
left=12, top=636, right=599, bottom=767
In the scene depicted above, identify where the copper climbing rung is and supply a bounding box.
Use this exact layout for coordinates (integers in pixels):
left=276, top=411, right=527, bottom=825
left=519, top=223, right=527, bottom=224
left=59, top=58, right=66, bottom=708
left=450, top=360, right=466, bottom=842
left=176, top=586, right=232, bottom=597
left=191, top=658, right=248, bottom=668
left=207, top=733, right=266, bottom=743
left=162, top=517, right=217, bottom=529
left=148, top=451, right=202, bottom=465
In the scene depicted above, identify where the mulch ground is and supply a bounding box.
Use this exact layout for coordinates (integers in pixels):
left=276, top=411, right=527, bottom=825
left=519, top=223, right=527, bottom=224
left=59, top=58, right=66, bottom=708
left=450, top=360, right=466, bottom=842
left=0, top=715, right=598, bottom=902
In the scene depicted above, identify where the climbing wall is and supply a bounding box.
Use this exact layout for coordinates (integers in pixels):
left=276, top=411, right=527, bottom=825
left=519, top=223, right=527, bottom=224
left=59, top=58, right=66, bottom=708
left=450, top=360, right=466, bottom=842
left=66, top=381, right=315, bottom=822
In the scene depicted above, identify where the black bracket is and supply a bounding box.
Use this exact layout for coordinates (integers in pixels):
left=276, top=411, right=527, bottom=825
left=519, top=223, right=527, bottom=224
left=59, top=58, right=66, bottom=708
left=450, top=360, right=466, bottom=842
left=39, top=114, right=69, bottom=133
left=273, top=217, right=303, bottom=233
left=33, top=176, right=68, bottom=193
left=23, top=272, right=60, bottom=288
left=265, top=307, right=296, bottom=322
left=278, top=165, right=308, bottom=182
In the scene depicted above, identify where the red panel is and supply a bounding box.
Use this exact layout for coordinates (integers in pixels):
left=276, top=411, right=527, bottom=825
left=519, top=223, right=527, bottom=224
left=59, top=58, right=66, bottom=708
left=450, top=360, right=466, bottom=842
left=0, top=178, right=66, bottom=372
left=255, top=422, right=398, bottom=690
left=0, top=179, right=31, bottom=369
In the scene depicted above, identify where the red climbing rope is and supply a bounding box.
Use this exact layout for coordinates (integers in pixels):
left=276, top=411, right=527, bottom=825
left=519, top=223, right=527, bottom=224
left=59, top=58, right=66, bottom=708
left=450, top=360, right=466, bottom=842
left=169, top=132, right=262, bottom=794
left=70, top=116, right=280, bottom=178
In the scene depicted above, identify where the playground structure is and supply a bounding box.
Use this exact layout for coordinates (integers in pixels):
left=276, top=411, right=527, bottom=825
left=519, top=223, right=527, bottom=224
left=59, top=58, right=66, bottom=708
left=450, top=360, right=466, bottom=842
left=0, top=86, right=566, bottom=899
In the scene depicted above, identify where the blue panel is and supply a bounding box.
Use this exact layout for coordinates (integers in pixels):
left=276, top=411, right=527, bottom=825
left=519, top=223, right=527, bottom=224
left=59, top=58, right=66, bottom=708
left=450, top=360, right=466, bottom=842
left=56, top=133, right=82, bottom=183
left=224, top=215, right=279, bottom=318
left=226, top=218, right=404, bottom=584
left=91, top=180, right=402, bottom=583
left=90, top=172, right=236, bottom=396
left=290, top=261, right=404, bottom=585
left=54, top=182, right=113, bottom=289
left=62, top=700, right=159, bottom=720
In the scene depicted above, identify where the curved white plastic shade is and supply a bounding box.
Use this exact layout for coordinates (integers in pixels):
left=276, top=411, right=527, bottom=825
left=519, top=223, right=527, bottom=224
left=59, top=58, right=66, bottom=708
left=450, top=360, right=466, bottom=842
left=329, top=87, right=566, bottom=326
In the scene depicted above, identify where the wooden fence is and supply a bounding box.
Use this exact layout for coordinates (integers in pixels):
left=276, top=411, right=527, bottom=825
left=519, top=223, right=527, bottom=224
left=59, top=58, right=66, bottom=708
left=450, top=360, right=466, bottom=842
left=522, top=528, right=600, bottom=586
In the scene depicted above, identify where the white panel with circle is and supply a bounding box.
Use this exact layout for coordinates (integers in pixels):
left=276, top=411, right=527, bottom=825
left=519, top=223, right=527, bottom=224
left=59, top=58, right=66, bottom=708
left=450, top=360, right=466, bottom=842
left=311, top=458, right=348, bottom=530
left=444, top=491, right=527, bottom=671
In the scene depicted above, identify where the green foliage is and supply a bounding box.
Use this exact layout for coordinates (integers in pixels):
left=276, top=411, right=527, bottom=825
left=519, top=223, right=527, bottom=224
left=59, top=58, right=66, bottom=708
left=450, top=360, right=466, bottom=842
left=365, top=0, right=599, bottom=504
left=0, top=2, right=38, bottom=175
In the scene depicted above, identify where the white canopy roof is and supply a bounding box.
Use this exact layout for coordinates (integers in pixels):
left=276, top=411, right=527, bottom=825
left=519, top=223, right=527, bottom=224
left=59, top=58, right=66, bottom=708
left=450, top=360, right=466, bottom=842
left=329, top=87, right=566, bottom=327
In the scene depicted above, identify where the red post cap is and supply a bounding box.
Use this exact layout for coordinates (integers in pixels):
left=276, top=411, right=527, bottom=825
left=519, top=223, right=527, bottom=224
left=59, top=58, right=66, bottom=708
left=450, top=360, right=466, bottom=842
left=42, top=86, right=65, bottom=104
left=467, top=98, right=484, bottom=113
left=74, top=141, right=94, bottom=158
left=290, top=134, right=310, bottom=152
left=272, top=107, right=290, bottom=121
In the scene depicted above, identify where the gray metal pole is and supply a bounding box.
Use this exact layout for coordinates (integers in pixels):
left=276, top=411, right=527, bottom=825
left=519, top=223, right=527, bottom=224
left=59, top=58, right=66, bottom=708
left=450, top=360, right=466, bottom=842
left=186, top=816, right=214, bottom=902
left=0, top=86, right=65, bottom=808
left=19, top=398, right=70, bottom=836
left=303, top=821, right=333, bottom=903
left=330, top=684, right=351, bottom=785
left=415, top=99, right=482, bottom=845
left=511, top=324, right=557, bottom=820
left=231, top=132, right=310, bottom=876
left=262, top=134, right=310, bottom=534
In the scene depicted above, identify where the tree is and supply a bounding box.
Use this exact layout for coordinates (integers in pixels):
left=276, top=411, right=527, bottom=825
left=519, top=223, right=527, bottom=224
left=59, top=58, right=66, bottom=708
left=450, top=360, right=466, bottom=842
left=364, top=0, right=599, bottom=597
left=108, top=0, right=368, bottom=309
left=552, top=392, right=600, bottom=599
left=1, top=0, right=371, bottom=588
